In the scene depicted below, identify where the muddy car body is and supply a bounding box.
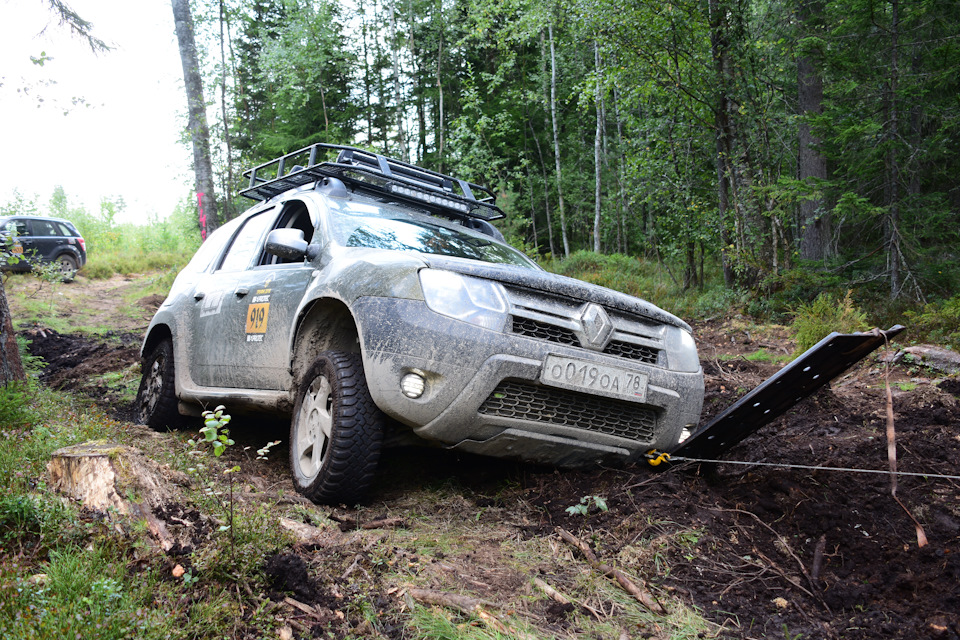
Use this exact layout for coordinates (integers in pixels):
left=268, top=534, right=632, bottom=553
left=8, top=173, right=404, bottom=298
left=138, top=145, right=704, bottom=503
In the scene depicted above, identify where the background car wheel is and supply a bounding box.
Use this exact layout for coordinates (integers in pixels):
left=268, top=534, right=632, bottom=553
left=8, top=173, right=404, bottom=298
left=290, top=351, right=385, bottom=505
left=136, top=338, right=183, bottom=431
left=55, top=254, right=79, bottom=282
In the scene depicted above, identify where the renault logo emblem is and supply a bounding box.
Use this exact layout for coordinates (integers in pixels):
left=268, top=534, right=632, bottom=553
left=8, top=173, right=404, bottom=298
left=580, top=303, right=612, bottom=349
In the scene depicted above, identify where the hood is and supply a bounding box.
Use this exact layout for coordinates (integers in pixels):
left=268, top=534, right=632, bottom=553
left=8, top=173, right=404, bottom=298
left=421, top=255, right=691, bottom=332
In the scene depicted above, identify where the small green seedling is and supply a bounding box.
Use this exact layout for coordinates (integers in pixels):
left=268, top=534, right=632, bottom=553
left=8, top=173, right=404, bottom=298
left=565, top=495, right=609, bottom=517
left=190, top=405, right=235, bottom=457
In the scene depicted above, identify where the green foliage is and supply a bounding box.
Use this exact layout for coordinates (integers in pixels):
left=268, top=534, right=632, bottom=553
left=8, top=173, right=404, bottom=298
left=742, top=348, right=791, bottom=365
left=903, top=295, right=960, bottom=350
left=0, top=494, right=70, bottom=542
left=552, top=251, right=660, bottom=298
left=791, top=291, right=869, bottom=355
left=0, top=382, right=37, bottom=429
left=692, top=287, right=749, bottom=320
left=192, top=405, right=235, bottom=458
left=75, top=198, right=201, bottom=280
left=0, top=547, right=162, bottom=640
left=565, top=494, right=609, bottom=517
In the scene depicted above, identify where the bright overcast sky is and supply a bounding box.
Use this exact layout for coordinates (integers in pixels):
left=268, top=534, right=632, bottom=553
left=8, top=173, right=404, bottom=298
left=0, top=0, right=193, bottom=223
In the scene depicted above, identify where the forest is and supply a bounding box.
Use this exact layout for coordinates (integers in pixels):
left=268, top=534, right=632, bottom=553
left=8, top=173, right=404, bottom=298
left=182, top=0, right=960, bottom=313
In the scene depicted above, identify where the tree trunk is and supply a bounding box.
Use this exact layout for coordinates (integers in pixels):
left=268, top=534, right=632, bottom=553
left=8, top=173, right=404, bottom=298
left=361, top=5, right=374, bottom=147
left=388, top=0, right=408, bottom=161
left=708, top=0, right=735, bottom=287
left=548, top=24, right=570, bottom=258
left=593, top=41, right=603, bottom=254
left=218, top=0, right=234, bottom=220
left=797, top=0, right=831, bottom=261
left=538, top=32, right=556, bottom=257
left=613, top=86, right=631, bottom=255
left=436, top=25, right=445, bottom=172
left=172, top=0, right=219, bottom=240
left=885, top=0, right=902, bottom=299
left=0, top=279, right=25, bottom=385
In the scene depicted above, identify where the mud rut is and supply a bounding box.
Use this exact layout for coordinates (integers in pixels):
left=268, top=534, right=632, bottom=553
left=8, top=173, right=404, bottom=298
left=24, top=322, right=960, bottom=639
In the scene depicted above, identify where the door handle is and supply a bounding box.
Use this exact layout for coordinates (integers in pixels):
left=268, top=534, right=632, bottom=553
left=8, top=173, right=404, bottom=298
left=194, top=291, right=206, bottom=301
left=235, top=287, right=249, bottom=298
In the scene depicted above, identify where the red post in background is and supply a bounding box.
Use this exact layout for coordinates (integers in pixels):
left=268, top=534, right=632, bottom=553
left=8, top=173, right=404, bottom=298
left=197, top=192, right=208, bottom=241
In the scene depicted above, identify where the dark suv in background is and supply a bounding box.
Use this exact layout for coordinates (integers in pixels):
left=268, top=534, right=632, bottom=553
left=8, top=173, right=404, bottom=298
left=0, top=215, right=87, bottom=281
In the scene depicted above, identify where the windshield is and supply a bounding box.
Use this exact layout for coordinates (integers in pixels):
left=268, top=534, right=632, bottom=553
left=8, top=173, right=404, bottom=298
left=326, top=200, right=538, bottom=268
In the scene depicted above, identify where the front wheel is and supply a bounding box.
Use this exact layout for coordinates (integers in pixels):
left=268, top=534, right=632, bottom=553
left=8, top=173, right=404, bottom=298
left=290, top=351, right=385, bottom=505
left=136, top=338, right=183, bottom=431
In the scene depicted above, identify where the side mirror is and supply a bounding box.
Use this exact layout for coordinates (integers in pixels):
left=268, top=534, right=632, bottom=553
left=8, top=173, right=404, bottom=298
left=265, top=228, right=308, bottom=261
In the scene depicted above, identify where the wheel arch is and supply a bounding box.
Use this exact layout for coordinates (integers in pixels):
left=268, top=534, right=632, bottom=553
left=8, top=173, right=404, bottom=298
left=290, top=298, right=361, bottom=384
left=141, top=323, right=174, bottom=360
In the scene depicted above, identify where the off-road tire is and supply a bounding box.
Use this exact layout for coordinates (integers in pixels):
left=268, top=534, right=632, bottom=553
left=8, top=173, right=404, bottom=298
left=55, top=254, right=79, bottom=282
left=290, top=351, right=385, bottom=505
left=136, top=338, right=183, bottom=431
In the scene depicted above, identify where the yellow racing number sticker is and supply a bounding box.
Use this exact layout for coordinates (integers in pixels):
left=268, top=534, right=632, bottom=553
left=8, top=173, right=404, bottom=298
left=245, top=302, right=270, bottom=339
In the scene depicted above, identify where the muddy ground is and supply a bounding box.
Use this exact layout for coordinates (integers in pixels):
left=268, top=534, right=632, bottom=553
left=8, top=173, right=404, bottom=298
left=13, top=275, right=960, bottom=639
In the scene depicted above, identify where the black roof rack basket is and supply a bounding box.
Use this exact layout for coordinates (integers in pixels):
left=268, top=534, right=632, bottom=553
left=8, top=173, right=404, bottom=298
left=240, top=143, right=504, bottom=222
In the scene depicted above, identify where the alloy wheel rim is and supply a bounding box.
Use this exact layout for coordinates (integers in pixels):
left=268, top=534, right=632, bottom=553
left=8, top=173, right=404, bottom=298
left=295, top=375, right=333, bottom=481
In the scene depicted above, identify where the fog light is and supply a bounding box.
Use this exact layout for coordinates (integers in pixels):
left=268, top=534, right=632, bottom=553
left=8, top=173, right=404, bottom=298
left=400, top=373, right=426, bottom=399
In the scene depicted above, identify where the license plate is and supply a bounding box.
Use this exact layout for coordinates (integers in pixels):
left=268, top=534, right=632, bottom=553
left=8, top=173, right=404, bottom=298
left=540, top=354, right=648, bottom=403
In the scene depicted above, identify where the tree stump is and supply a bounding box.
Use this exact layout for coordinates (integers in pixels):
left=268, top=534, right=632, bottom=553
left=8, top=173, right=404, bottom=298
left=47, top=441, right=187, bottom=550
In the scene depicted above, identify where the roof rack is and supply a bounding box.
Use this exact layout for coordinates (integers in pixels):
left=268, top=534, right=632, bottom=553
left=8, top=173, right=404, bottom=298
left=240, top=143, right=504, bottom=222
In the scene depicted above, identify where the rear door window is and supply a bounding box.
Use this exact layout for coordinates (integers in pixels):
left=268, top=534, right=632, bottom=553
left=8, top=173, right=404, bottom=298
left=31, top=220, right=63, bottom=237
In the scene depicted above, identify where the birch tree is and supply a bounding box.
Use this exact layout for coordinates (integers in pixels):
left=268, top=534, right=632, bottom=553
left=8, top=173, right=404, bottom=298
left=172, top=0, right=220, bottom=239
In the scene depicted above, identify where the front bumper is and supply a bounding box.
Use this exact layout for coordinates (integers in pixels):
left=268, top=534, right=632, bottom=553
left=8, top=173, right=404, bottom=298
left=356, top=297, right=703, bottom=466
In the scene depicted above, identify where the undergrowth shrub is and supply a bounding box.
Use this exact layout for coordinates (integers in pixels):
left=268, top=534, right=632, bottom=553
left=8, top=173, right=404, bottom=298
left=903, top=295, right=960, bottom=350
left=549, top=251, right=664, bottom=298
left=692, top=288, right=748, bottom=319
left=791, top=291, right=869, bottom=355
left=0, top=382, right=36, bottom=429
left=0, top=494, right=71, bottom=542
left=74, top=197, right=201, bottom=279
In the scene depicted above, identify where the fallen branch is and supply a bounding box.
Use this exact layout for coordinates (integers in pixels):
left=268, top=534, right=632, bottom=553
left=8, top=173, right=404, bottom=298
left=283, top=596, right=318, bottom=617
left=405, top=588, right=494, bottom=614
left=533, top=576, right=602, bottom=620
left=329, top=514, right=406, bottom=531
left=556, top=527, right=665, bottom=614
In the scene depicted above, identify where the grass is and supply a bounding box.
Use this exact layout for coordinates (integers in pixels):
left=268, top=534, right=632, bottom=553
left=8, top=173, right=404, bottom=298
left=542, top=250, right=732, bottom=320
left=742, top=348, right=793, bottom=365
left=0, top=385, right=295, bottom=639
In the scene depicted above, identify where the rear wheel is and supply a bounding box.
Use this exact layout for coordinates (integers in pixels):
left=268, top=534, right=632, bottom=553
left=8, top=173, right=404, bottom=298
left=136, top=338, right=183, bottom=431
left=290, top=351, right=384, bottom=504
left=54, top=254, right=79, bottom=282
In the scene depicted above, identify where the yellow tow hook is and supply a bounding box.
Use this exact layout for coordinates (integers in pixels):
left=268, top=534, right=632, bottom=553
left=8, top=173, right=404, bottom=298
left=644, top=449, right=671, bottom=467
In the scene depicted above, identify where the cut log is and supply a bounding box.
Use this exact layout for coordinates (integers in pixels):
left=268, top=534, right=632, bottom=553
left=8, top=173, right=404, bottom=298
left=47, top=442, right=186, bottom=550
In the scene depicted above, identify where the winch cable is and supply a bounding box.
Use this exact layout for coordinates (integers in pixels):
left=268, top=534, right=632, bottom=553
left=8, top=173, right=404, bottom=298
left=649, top=454, right=960, bottom=483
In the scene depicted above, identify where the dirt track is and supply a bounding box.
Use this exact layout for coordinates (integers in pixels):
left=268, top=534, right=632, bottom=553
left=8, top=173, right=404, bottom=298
left=12, top=274, right=960, bottom=639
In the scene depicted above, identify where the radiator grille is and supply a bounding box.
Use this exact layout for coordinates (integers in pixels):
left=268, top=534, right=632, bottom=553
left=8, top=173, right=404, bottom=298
left=510, top=316, right=661, bottom=365
left=478, top=380, right=658, bottom=442
left=511, top=316, right=580, bottom=346
left=604, top=340, right=659, bottom=364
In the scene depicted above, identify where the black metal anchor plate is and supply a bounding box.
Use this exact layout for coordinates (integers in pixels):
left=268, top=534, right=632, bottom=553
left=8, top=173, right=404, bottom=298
left=669, top=325, right=906, bottom=460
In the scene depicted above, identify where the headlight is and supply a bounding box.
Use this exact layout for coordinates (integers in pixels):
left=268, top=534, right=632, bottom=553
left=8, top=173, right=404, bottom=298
left=665, top=326, right=701, bottom=373
left=419, top=269, right=508, bottom=331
